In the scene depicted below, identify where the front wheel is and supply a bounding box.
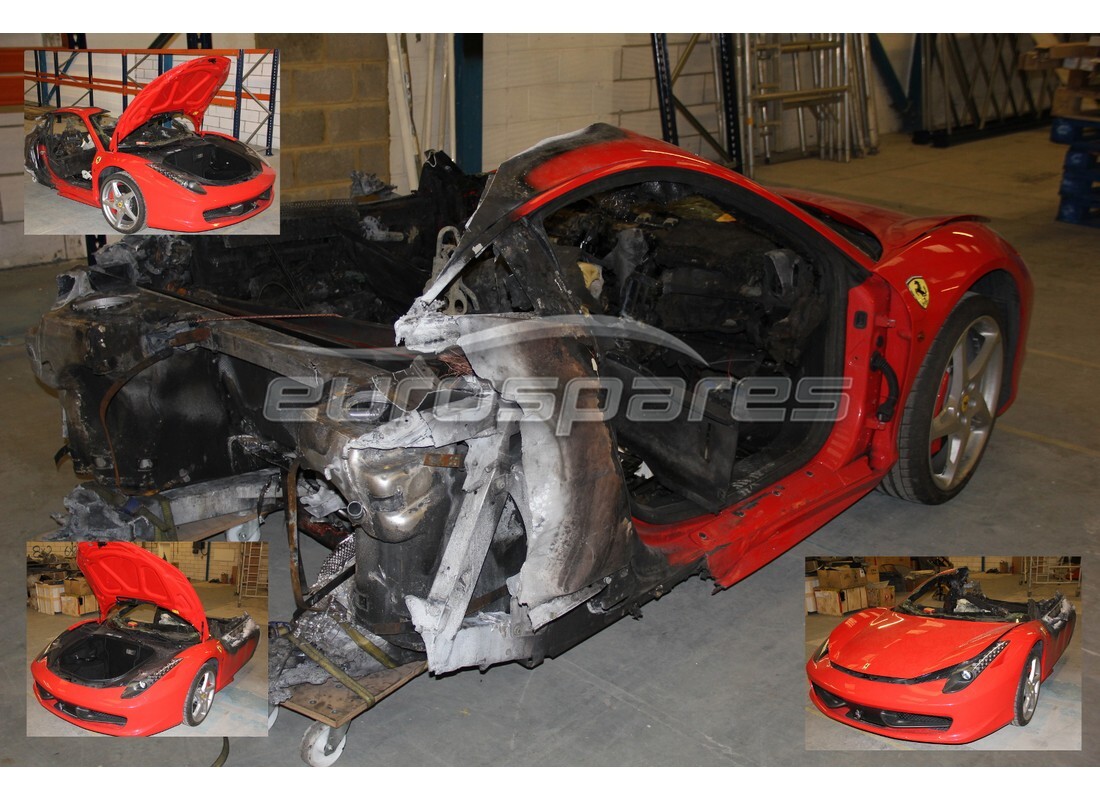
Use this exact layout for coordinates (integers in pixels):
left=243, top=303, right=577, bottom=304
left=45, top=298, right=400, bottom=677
left=1012, top=647, right=1042, bottom=726
left=99, top=172, right=147, bottom=233
left=184, top=661, right=218, bottom=727
left=880, top=294, right=1007, bottom=504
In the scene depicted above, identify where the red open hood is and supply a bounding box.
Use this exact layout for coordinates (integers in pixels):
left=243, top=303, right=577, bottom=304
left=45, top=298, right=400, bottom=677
left=829, top=608, right=1016, bottom=679
left=111, top=55, right=230, bottom=150
left=77, top=541, right=207, bottom=635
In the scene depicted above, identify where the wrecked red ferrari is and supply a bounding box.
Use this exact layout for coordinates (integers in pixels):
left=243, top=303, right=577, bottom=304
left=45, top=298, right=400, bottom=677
left=27, top=124, right=1031, bottom=762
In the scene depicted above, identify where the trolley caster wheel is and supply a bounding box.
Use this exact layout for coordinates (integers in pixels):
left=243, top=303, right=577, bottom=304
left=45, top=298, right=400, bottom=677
left=301, top=721, right=349, bottom=767
left=267, top=704, right=280, bottom=731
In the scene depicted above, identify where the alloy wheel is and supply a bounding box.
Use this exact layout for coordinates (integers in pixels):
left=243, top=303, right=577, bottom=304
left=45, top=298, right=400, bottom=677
left=928, top=315, right=1004, bottom=491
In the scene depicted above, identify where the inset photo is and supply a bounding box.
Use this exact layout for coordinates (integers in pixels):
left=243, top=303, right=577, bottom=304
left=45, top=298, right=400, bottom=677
left=23, top=45, right=279, bottom=235
left=804, top=556, right=1081, bottom=750
left=27, top=540, right=269, bottom=737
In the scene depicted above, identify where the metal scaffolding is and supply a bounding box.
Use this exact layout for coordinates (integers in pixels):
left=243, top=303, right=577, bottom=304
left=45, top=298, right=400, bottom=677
left=25, top=47, right=279, bottom=156
left=651, top=33, right=878, bottom=179
left=237, top=542, right=269, bottom=606
left=1024, top=556, right=1082, bottom=598
left=913, top=33, right=1062, bottom=147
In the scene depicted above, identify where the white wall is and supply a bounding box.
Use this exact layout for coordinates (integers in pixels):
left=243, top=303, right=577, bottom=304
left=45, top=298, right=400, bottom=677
left=389, top=33, right=918, bottom=193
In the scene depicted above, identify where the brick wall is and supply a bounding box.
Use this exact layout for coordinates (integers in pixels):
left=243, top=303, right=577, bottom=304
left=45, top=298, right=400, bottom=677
left=256, top=34, right=388, bottom=203
left=156, top=542, right=240, bottom=583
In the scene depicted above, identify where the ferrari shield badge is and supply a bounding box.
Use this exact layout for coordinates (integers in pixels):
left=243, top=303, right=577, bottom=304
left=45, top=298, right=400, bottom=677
left=907, top=277, right=930, bottom=309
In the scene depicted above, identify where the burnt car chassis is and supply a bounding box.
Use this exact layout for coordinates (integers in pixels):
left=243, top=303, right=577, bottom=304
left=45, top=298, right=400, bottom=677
left=27, top=126, right=1027, bottom=764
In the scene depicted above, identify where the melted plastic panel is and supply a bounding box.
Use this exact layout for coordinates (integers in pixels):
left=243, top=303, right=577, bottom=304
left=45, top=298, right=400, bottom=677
left=89, top=153, right=483, bottom=328
left=210, top=614, right=259, bottom=653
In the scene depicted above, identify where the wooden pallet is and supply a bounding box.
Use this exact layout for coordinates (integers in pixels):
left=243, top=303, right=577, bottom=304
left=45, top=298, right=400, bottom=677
left=281, top=660, right=427, bottom=728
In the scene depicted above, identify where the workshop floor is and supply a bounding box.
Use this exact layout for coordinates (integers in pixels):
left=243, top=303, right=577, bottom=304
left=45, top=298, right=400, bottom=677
left=25, top=581, right=268, bottom=738
left=0, top=128, right=1096, bottom=766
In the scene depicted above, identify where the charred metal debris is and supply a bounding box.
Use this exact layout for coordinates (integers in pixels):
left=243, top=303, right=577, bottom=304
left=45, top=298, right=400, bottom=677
left=29, top=126, right=841, bottom=683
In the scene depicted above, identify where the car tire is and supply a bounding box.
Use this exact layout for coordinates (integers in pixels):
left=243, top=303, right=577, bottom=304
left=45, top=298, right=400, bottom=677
left=99, top=171, right=147, bottom=233
left=183, top=660, right=218, bottom=727
left=1011, top=646, right=1043, bottom=726
left=879, top=294, right=1007, bottom=504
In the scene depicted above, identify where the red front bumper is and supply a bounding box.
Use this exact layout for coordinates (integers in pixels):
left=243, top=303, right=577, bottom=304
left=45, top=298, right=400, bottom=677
left=143, top=163, right=277, bottom=232
left=806, top=654, right=1017, bottom=744
left=31, top=656, right=189, bottom=737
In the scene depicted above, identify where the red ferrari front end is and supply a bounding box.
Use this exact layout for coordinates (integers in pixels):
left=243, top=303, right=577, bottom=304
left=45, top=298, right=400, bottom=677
left=136, top=159, right=277, bottom=232
left=807, top=637, right=1021, bottom=744
left=31, top=647, right=195, bottom=737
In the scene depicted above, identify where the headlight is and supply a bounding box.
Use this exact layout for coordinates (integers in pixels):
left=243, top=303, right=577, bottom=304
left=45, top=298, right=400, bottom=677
left=120, top=658, right=181, bottom=698
left=936, top=640, right=1009, bottom=693
left=812, top=638, right=830, bottom=662
left=148, top=163, right=206, bottom=194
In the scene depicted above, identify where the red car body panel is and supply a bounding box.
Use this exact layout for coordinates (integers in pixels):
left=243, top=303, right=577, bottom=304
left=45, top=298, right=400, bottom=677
left=29, top=55, right=275, bottom=232
left=806, top=573, right=1076, bottom=743
left=490, top=129, right=1031, bottom=590
left=826, top=610, right=1017, bottom=678
left=77, top=541, right=208, bottom=636
left=110, top=56, right=229, bottom=148
left=29, top=542, right=257, bottom=736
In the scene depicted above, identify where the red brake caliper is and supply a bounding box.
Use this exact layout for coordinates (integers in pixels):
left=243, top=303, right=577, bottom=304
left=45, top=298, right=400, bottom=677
left=930, top=368, right=950, bottom=456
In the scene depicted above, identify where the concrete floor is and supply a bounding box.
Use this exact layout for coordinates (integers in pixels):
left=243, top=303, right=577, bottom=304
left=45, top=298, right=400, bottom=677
left=804, top=571, right=1083, bottom=750
left=21, top=151, right=281, bottom=236
left=0, top=128, right=1097, bottom=766
left=26, top=581, right=268, bottom=738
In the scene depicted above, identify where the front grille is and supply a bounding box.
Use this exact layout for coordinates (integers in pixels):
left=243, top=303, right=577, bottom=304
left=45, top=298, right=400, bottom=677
left=879, top=710, right=953, bottom=730
left=55, top=700, right=127, bottom=726
left=203, top=188, right=272, bottom=222
left=812, top=683, right=952, bottom=731
left=813, top=683, right=846, bottom=708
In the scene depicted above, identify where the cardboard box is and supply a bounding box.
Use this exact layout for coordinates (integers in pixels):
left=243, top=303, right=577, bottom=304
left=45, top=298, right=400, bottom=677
left=814, top=586, right=868, bottom=616
left=59, top=594, right=98, bottom=617
left=867, top=582, right=895, bottom=608
left=816, top=566, right=867, bottom=590
left=864, top=565, right=879, bottom=583
left=867, top=557, right=911, bottom=571
left=905, top=570, right=937, bottom=592
left=34, top=582, right=63, bottom=614
left=1019, top=43, right=1100, bottom=71
left=804, top=576, right=819, bottom=613
left=64, top=576, right=91, bottom=596
left=847, top=585, right=868, bottom=611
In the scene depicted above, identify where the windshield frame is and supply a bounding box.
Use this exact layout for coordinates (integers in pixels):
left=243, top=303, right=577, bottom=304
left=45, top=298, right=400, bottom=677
left=88, top=111, right=117, bottom=150
left=895, top=571, right=1029, bottom=623
left=118, top=112, right=199, bottom=149
left=106, top=598, right=201, bottom=644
